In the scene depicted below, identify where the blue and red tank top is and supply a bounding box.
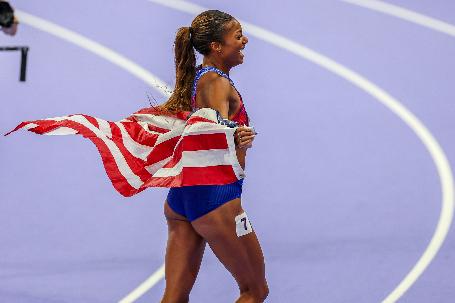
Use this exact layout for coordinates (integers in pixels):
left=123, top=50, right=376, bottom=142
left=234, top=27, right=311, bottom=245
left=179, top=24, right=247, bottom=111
left=191, top=65, right=250, bottom=127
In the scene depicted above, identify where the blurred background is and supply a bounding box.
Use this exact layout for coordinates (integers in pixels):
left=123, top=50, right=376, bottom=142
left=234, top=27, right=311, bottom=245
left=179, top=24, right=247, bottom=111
left=1, top=1, right=454, bottom=302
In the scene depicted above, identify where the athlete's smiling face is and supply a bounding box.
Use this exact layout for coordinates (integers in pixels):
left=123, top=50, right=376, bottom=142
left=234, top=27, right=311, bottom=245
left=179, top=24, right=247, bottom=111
left=219, top=19, right=248, bottom=67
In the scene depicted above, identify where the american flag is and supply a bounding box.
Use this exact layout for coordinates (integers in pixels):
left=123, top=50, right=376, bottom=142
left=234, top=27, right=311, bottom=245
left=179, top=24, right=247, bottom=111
left=4, top=107, right=246, bottom=197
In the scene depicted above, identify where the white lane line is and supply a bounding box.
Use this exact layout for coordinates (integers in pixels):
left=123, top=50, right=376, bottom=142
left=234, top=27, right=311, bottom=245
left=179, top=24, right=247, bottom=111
left=147, top=1, right=454, bottom=303
left=14, top=10, right=168, bottom=302
left=118, top=264, right=165, bottom=303
left=341, top=0, right=455, bottom=37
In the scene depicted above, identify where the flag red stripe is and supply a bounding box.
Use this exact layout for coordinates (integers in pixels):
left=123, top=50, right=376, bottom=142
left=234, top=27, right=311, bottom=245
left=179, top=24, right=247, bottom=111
left=162, top=133, right=229, bottom=169
left=82, top=114, right=99, bottom=129
left=120, top=121, right=159, bottom=147
left=108, top=122, right=152, bottom=183
left=142, top=165, right=237, bottom=188
left=147, top=124, right=170, bottom=133
left=146, top=136, right=181, bottom=164
left=186, top=116, right=216, bottom=125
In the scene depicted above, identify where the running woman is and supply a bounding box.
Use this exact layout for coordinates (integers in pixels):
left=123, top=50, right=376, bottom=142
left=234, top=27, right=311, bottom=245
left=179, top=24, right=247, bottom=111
left=158, top=9, right=269, bottom=303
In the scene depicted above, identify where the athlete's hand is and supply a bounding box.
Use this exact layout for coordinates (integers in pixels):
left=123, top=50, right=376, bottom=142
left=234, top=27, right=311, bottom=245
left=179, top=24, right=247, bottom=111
left=234, top=126, right=256, bottom=149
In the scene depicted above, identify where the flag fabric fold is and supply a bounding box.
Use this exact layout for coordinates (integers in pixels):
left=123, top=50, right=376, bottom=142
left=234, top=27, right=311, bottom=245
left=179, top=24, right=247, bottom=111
left=4, top=107, right=245, bottom=197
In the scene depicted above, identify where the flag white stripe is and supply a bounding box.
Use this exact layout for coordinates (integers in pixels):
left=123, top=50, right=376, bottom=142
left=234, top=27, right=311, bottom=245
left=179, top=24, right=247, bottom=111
left=116, top=122, right=153, bottom=161
left=133, top=113, right=184, bottom=130
left=23, top=123, right=39, bottom=130
left=44, top=115, right=71, bottom=121
left=45, top=127, right=78, bottom=135
left=66, top=115, right=143, bottom=189
left=154, top=126, right=185, bottom=145
left=96, top=118, right=112, bottom=139
left=145, top=156, right=173, bottom=175
left=225, top=125, right=245, bottom=180
left=153, top=149, right=232, bottom=177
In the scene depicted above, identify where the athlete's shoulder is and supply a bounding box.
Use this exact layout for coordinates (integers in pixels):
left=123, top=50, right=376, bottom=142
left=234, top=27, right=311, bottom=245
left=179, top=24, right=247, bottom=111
left=199, top=70, right=230, bottom=87
left=198, top=71, right=231, bottom=97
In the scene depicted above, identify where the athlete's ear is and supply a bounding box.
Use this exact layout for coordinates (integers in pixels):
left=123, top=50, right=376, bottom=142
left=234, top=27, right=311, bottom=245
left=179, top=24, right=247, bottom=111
left=210, top=41, right=222, bottom=54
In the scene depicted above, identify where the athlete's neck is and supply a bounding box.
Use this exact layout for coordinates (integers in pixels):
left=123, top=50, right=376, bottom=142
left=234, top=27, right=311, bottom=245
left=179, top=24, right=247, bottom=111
left=201, top=59, right=230, bottom=76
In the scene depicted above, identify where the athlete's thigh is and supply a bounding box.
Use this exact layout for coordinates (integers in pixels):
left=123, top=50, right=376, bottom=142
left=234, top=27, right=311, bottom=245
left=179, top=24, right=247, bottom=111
left=190, top=197, right=266, bottom=291
left=163, top=200, right=207, bottom=299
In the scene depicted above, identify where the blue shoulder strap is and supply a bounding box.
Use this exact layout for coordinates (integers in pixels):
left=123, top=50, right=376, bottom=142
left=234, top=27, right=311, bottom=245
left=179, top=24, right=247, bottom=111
left=191, top=66, right=235, bottom=99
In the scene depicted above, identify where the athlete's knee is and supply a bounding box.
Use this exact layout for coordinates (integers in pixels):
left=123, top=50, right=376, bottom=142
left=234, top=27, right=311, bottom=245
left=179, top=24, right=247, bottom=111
left=237, top=282, right=269, bottom=303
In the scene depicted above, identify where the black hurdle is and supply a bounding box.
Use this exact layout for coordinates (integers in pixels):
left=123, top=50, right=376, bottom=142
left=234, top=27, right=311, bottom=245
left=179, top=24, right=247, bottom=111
left=0, top=46, right=29, bottom=81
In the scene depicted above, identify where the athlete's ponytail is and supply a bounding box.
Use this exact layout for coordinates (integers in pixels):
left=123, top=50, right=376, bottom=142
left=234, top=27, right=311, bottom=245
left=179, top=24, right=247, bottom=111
left=159, top=26, right=196, bottom=113
left=159, top=10, right=234, bottom=114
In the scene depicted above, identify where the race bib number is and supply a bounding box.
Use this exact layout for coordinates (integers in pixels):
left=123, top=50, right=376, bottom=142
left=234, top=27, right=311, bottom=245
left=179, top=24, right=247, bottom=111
left=235, top=212, right=253, bottom=237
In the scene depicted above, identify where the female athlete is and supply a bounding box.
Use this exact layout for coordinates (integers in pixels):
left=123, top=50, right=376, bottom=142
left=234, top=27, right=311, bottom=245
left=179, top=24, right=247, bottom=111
left=158, top=9, right=269, bottom=303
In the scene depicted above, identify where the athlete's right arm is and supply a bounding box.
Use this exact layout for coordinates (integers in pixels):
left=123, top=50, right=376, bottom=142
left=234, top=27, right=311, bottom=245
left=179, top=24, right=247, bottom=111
left=199, top=74, right=251, bottom=153
left=199, top=74, right=230, bottom=119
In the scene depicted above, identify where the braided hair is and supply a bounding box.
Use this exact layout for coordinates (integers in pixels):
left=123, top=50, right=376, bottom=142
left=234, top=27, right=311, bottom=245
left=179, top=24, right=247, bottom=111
left=158, top=10, right=234, bottom=113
